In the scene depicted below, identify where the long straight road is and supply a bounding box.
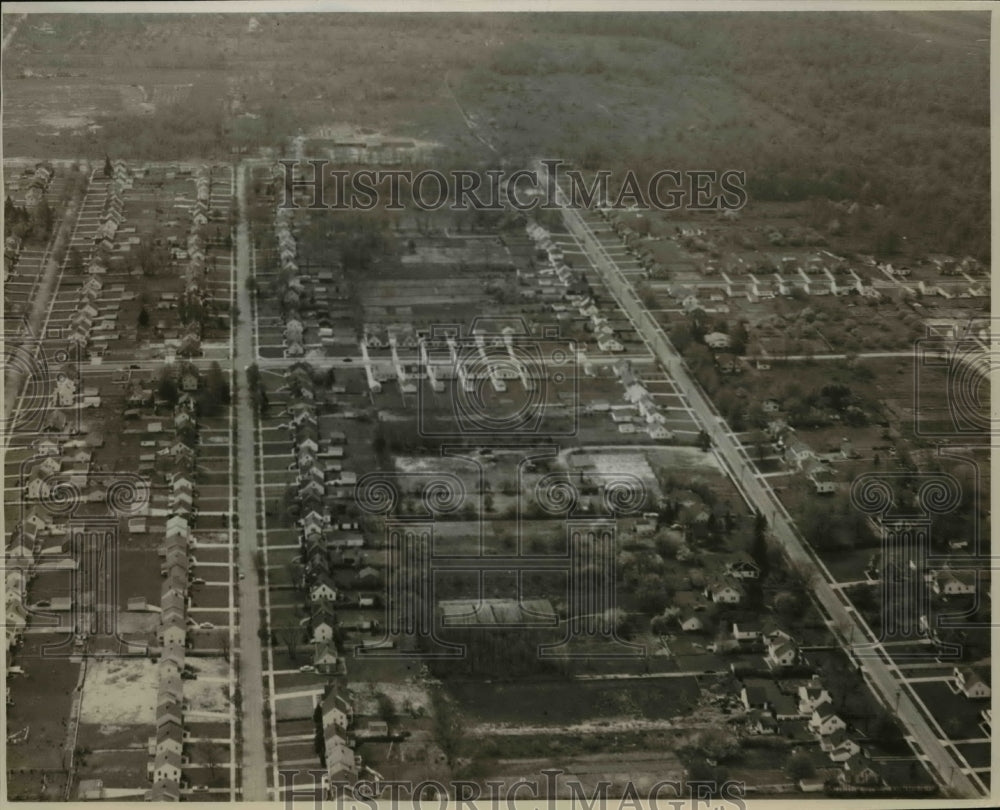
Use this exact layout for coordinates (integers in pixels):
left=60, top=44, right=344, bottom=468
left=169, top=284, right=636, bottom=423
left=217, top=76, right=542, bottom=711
left=547, top=170, right=981, bottom=798
left=233, top=161, right=269, bottom=801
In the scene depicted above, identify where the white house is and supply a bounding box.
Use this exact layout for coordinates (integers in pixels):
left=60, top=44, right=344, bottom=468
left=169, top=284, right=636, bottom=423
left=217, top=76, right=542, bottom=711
left=732, top=622, right=762, bottom=642
left=703, top=331, right=732, bottom=350
left=706, top=581, right=743, bottom=604
left=954, top=667, right=991, bottom=699
left=151, top=751, right=182, bottom=784
left=159, top=619, right=186, bottom=647
left=838, top=754, right=882, bottom=788
left=314, top=642, right=340, bottom=674
left=679, top=614, right=703, bottom=633
left=33, top=437, right=60, bottom=456
left=325, top=732, right=357, bottom=783
left=154, top=722, right=184, bottom=758
left=764, top=632, right=799, bottom=669
left=809, top=469, right=836, bottom=495
left=933, top=570, right=976, bottom=596
left=24, top=470, right=52, bottom=500
left=310, top=578, right=338, bottom=603
left=311, top=606, right=336, bottom=642
left=808, top=701, right=846, bottom=736
left=51, top=376, right=77, bottom=407
left=797, top=679, right=832, bottom=716
left=36, top=456, right=62, bottom=477
left=726, top=558, right=761, bottom=580
left=322, top=690, right=353, bottom=732
left=821, top=729, right=861, bottom=762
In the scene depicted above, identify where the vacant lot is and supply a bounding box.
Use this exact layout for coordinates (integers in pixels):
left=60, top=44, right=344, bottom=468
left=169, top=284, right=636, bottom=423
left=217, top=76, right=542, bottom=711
left=79, top=657, right=157, bottom=725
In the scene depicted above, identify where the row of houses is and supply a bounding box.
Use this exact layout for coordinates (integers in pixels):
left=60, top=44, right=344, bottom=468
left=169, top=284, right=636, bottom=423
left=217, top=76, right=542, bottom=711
left=522, top=221, right=588, bottom=305
left=952, top=665, right=991, bottom=700
left=318, top=688, right=362, bottom=788
left=21, top=441, right=92, bottom=501
left=22, top=161, right=55, bottom=209
left=280, top=364, right=362, bottom=662
left=67, top=164, right=133, bottom=354
left=274, top=205, right=309, bottom=358
left=4, top=233, right=23, bottom=283
left=175, top=166, right=215, bottom=359
left=5, top=503, right=76, bottom=642
left=611, top=359, right=673, bottom=441
left=870, top=559, right=979, bottom=600
left=362, top=323, right=421, bottom=350
left=7, top=429, right=104, bottom=643
left=279, top=370, right=378, bottom=791
left=738, top=675, right=882, bottom=788
left=575, top=292, right=626, bottom=354
left=147, top=386, right=202, bottom=801
left=677, top=269, right=878, bottom=313
left=272, top=189, right=357, bottom=357
left=317, top=135, right=429, bottom=166
left=5, top=554, right=32, bottom=657
left=6, top=428, right=107, bottom=708
left=879, top=262, right=986, bottom=299
left=601, top=205, right=883, bottom=299
left=661, top=554, right=767, bottom=635
left=699, top=329, right=742, bottom=376
left=764, top=419, right=846, bottom=495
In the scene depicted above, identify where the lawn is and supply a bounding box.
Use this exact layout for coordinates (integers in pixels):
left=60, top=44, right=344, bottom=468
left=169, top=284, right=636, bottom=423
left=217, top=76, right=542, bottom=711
left=75, top=722, right=148, bottom=752
left=909, top=681, right=985, bottom=740
left=117, top=548, right=165, bottom=608
left=75, top=749, right=149, bottom=789
left=954, top=742, right=990, bottom=769
left=191, top=585, right=232, bottom=609
left=5, top=639, right=80, bottom=772
left=186, top=720, right=232, bottom=740
left=815, top=546, right=876, bottom=583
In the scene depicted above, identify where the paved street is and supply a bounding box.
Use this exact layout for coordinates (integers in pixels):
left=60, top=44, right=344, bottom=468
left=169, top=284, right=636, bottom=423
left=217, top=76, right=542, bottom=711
left=234, top=161, right=270, bottom=801
left=548, top=170, right=982, bottom=799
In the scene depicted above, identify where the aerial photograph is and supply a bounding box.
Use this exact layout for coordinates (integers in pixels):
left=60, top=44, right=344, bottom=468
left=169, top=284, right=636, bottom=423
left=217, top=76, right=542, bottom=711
left=0, top=2, right=993, bottom=805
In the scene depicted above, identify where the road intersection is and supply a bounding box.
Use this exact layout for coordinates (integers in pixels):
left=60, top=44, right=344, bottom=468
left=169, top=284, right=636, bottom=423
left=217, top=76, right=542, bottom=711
left=546, top=169, right=983, bottom=799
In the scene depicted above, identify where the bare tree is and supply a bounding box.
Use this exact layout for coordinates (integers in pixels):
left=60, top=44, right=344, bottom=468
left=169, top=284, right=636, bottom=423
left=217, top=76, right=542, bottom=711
left=376, top=691, right=397, bottom=726
left=195, top=742, right=226, bottom=780
left=279, top=626, right=301, bottom=663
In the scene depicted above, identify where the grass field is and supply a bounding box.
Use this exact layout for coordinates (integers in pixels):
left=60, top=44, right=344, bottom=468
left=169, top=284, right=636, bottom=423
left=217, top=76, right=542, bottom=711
left=910, top=680, right=985, bottom=740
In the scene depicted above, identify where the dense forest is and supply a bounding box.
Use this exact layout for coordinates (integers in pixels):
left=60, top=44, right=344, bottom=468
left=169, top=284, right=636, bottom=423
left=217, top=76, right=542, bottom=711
left=469, top=12, right=990, bottom=259
left=3, top=12, right=989, bottom=257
